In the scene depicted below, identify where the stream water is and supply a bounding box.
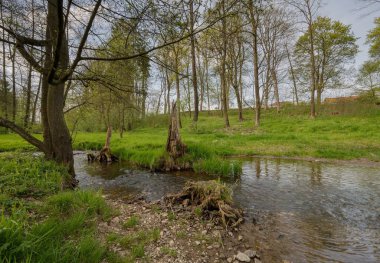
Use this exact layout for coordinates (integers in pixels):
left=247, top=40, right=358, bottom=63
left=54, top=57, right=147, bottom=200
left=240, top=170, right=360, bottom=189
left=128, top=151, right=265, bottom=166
left=75, top=153, right=380, bottom=263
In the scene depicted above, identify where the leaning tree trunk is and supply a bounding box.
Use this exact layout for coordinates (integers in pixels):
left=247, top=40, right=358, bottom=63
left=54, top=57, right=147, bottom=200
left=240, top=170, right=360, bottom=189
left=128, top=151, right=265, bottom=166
left=166, top=102, right=186, bottom=159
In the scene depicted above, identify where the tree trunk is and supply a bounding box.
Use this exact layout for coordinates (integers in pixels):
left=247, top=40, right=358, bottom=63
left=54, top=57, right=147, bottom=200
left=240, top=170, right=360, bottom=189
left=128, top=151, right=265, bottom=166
left=174, top=53, right=182, bottom=128
left=221, top=0, right=230, bottom=128
left=249, top=0, right=260, bottom=127
left=24, top=66, right=32, bottom=129
left=10, top=45, right=16, bottom=122
left=165, top=68, right=171, bottom=116
left=1, top=6, right=8, bottom=125
left=271, top=68, right=280, bottom=112
left=44, top=0, right=75, bottom=185
left=308, top=14, right=316, bottom=118
left=186, top=65, right=192, bottom=118
left=286, top=44, right=299, bottom=105
left=190, top=0, right=199, bottom=123
left=205, top=50, right=211, bottom=115
left=166, top=102, right=186, bottom=159
left=317, top=88, right=322, bottom=106
left=32, top=74, right=42, bottom=124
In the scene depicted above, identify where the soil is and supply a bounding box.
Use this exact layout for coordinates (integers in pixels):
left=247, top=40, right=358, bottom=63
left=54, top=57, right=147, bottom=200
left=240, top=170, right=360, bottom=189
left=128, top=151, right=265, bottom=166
left=98, top=196, right=284, bottom=263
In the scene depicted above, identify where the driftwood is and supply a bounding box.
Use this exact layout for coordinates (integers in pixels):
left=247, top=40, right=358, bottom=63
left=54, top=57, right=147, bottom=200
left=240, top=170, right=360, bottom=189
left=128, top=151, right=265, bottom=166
left=166, top=102, right=186, bottom=159
left=87, top=126, right=118, bottom=163
left=165, top=181, right=243, bottom=228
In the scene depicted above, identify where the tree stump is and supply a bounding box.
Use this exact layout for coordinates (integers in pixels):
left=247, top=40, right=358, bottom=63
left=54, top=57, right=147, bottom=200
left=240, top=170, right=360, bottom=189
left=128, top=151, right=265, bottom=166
left=166, top=102, right=186, bottom=159
left=87, top=126, right=118, bottom=163
left=164, top=181, right=244, bottom=228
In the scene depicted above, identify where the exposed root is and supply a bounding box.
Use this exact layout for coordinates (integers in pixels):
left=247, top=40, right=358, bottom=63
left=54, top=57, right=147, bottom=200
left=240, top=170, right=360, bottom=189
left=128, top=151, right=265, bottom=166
left=164, top=181, right=243, bottom=228
left=87, top=147, right=118, bottom=163
left=87, top=126, right=118, bottom=163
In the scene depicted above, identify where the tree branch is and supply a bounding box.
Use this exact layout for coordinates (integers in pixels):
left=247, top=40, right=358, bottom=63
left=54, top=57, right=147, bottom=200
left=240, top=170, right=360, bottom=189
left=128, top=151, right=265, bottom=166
left=0, top=25, right=48, bottom=46
left=0, top=118, right=46, bottom=152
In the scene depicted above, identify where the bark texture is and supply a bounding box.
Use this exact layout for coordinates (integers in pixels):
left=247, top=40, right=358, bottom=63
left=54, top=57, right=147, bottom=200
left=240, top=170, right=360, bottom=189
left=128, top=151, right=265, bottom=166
left=166, top=102, right=186, bottom=159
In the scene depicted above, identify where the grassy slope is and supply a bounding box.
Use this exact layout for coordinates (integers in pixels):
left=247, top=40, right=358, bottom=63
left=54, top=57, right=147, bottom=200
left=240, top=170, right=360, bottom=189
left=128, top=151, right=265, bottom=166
left=72, top=104, right=380, bottom=162
left=0, top=153, right=163, bottom=263
left=0, top=104, right=379, bottom=172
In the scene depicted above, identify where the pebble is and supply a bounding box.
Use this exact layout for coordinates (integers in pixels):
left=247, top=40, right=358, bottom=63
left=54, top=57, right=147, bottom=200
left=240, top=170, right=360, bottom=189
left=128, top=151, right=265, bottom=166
left=238, top=235, right=243, bottom=241
left=244, top=249, right=256, bottom=258
left=236, top=251, right=251, bottom=262
left=195, top=241, right=201, bottom=245
left=169, top=240, right=175, bottom=246
left=254, top=259, right=262, bottom=263
left=227, top=258, right=233, bottom=263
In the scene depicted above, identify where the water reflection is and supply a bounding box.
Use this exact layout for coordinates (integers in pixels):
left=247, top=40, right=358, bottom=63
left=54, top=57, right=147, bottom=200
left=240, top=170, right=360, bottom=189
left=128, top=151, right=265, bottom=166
left=234, top=157, right=380, bottom=262
left=75, top=154, right=380, bottom=262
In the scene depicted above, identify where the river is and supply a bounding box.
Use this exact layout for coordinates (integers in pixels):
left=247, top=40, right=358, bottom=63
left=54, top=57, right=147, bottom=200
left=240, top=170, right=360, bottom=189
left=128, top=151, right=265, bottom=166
left=75, top=153, right=380, bottom=263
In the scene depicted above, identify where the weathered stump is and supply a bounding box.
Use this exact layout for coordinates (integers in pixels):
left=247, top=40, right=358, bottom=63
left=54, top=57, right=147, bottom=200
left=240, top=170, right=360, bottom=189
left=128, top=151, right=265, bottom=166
left=165, top=181, right=243, bottom=228
left=87, top=126, right=118, bottom=163
left=166, top=102, right=186, bottom=159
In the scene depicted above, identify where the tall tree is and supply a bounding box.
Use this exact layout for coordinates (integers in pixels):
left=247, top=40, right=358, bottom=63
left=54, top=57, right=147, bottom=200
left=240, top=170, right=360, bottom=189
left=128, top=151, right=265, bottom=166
left=294, top=16, right=358, bottom=106
left=248, top=0, right=261, bottom=126
left=286, top=0, right=320, bottom=118
left=189, top=0, right=199, bottom=123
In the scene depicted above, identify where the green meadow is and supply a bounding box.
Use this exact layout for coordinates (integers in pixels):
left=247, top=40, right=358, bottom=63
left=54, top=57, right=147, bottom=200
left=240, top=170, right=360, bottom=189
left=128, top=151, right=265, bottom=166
left=1, top=103, right=379, bottom=177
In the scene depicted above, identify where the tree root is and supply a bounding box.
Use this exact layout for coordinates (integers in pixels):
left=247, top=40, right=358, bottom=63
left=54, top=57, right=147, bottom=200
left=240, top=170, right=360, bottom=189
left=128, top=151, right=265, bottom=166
left=164, top=181, right=243, bottom=228
left=87, top=147, right=118, bottom=163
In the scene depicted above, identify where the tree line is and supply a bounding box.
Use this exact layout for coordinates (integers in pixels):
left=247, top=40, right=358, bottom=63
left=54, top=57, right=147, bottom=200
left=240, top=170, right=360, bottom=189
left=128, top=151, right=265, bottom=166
left=0, top=0, right=379, bottom=185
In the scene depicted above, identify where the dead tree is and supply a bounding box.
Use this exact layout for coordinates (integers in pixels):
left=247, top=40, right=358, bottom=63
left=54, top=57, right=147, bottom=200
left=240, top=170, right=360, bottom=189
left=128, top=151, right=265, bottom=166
left=166, top=102, right=186, bottom=159
left=88, top=126, right=118, bottom=163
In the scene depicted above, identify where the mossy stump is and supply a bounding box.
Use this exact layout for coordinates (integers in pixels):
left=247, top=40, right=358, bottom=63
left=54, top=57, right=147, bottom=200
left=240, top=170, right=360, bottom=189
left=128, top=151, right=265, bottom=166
left=165, top=181, right=243, bottom=228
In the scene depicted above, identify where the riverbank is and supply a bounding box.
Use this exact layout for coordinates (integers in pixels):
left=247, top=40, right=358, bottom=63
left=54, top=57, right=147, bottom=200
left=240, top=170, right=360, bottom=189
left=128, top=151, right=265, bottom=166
left=1, top=104, right=379, bottom=176
left=0, top=152, right=268, bottom=263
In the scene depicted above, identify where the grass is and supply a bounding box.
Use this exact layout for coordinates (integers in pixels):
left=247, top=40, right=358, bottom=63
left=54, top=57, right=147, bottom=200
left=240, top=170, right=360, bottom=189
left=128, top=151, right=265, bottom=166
left=69, top=103, right=379, bottom=163
left=160, top=246, right=177, bottom=257
left=106, top=228, right=160, bottom=261
left=0, top=153, right=119, bottom=263
left=0, top=103, right=379, bottom=177
left=123, top=215, right=140, bottom=228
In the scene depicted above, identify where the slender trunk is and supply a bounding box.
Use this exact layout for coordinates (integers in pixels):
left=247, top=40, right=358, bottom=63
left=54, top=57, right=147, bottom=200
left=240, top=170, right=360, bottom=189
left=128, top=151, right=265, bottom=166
left=163, top=73, right=167, bottom=114
left=221, top=0, right=229, bottom=128
left=1, top=6, right=8, bottom=124
left=186, top=65, right=192, bottom=118
left=10, top=46, right=16, bottom=121
left=197, top=50, right=204, bottom=112
left=271, top=68, right=280, bottom=112
left=317, top=88, right=322, bottom=106
left=24, top=66, right=33, bottom=128
left=174, top=52, right=182, bottom=128
left=308, top=17, right=316, bottom=118
left=249, top=0, right=260, bottom=127
left=264, top=62, right=270, bottom=109
left=205, top=51, right=211, bottom=115
left=165, top=68, right=171, bottom=115
left=141, top=78, right=147, bottom=119
left=190, top=0, right=199, bottom=122
left=156, top=80, right=163, bottom=114
left=286, top=45, right=298, bottom=105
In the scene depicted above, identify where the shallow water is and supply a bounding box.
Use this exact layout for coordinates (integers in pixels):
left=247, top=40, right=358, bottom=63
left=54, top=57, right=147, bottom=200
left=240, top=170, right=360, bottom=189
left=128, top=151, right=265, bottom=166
left=75, top=153, right=380, bottom=263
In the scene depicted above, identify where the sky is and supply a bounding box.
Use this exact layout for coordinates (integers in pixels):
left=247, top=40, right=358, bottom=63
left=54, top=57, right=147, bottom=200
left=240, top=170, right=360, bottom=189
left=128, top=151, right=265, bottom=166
left=320, top=0, right=379, bottom=68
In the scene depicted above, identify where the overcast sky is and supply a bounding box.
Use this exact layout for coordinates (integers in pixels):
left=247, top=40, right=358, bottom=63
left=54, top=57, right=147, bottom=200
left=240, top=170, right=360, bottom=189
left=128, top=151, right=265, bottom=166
left=320, top=0, right=379, bottom=68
